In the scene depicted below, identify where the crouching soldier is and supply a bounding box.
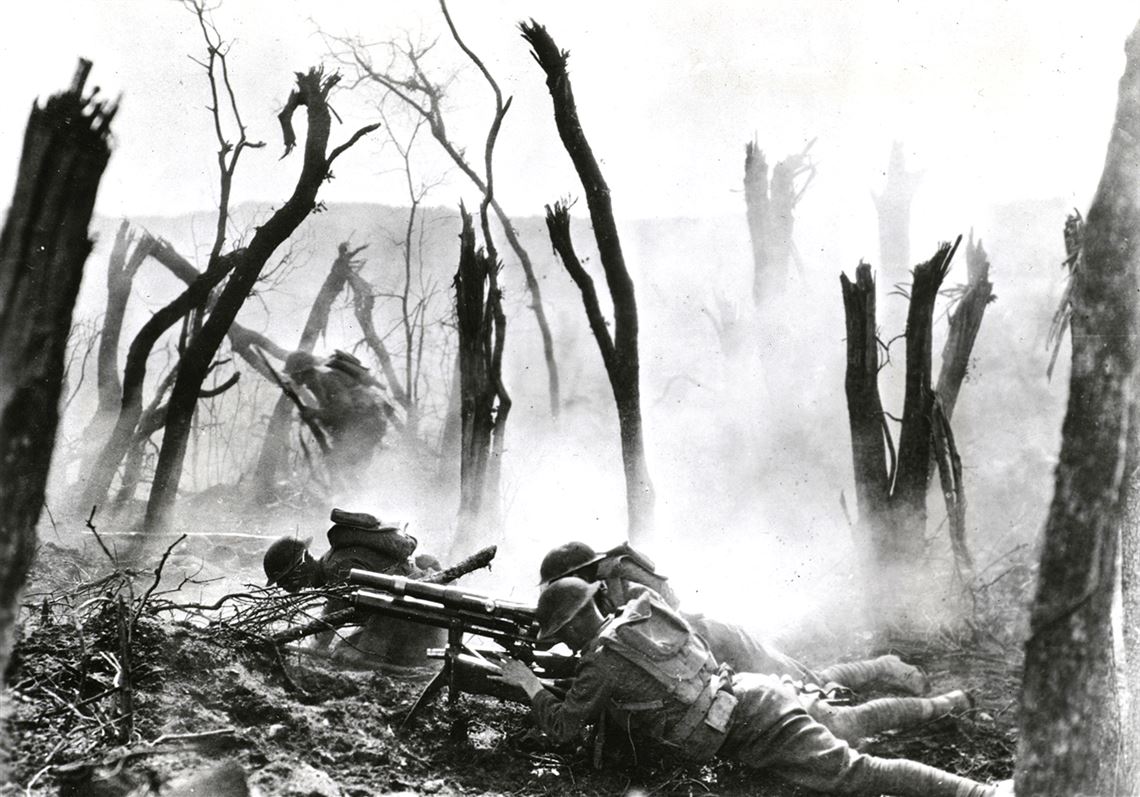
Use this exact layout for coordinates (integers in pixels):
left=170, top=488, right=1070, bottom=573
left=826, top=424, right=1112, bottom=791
left=492, top=578, right=1009, bottom=796
left=263, top=508, right=444, bottom=667
left=539, top=541, right=927, bottom=696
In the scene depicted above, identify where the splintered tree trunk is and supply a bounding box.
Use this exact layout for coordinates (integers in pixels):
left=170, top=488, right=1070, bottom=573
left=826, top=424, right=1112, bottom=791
left=744, top=141, right=771, bottom=304
left=454, top=209, right=505, bottom=537
left=743, top=138, right=814, bottom=304
left=873, top=141, right=921, bottom=281
left=935, top=233, right=994, bottom=421
left=146, top=68, right=377, bottom=532
left=839, top=240, right=960, bottom=630
left=1016, top=19, right=1140, bottom=796
left=252, top=242, right=360, bottom=501
left=0, top=61, right=114, bottom=686
left=522, top=21, right=655, bottom=541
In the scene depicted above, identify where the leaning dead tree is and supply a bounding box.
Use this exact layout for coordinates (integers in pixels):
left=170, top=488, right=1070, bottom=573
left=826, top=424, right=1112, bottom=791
left=840, top=239, right=965, bottom=631
left=1017, top=19, right=1140, bottom=796
left=872, top=141, right=922, bottom=281
left=75, top=224, right=156, bottom=479
left=744, top=137, right=815, bottom=304
left=0, top=61, right=116, bottom=686
left=329, top=0, right=562, bottom=418
left=146, top=65, right=378, bottom=532
left=522, top=20, right=655, bottom=541
left=454, top=208, right=510, bottom=542
left=935, top=232, right=994, bottom=422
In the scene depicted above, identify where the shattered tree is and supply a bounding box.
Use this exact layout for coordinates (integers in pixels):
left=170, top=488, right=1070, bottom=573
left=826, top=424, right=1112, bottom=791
left=523, top=20, right=655, bottom=541
left=1016, top=18, right=1140, bottom=797
left=335, top=0, right=562, bottom=418
left=744, top=138, right=814, bottom=304
left=146, top=67, right=378, bottom=531
left=840, top=239, right=974, bottom=630
left=872, top=141, right=922, bottom=281
left=0, top=62, right=115, bottom=685
left=454, top=208, right=510, bottom=541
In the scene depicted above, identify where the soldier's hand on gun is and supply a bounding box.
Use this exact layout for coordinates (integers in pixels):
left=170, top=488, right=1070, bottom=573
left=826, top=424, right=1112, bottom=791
left=488, top=657, right=544, bottom=698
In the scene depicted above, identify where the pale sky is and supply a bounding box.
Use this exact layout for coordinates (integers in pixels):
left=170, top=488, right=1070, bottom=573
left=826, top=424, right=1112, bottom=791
left=1, top=1, right=1137, bottom=227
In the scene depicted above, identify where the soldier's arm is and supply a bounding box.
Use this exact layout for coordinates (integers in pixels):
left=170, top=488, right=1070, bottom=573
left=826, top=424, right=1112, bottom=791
left=494, top=652, right=615, bottom=744
left=531, top=655, right=615, bottom=743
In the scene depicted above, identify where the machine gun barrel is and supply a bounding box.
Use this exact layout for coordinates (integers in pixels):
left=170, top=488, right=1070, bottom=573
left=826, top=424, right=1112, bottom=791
left=351, top=589, right=538, bottom=648
left=348, top=569, right=538, bottom=626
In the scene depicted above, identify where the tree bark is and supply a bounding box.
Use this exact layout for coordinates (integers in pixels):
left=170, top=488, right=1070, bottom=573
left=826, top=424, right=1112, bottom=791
left=0, top=61, right=114, bottom=686
left=873, top=141, right=921, bottom=282
left=1016, top=19, right=1140, bottom=796
left=522, top=21, right=655, bottom=541
left=454, top=208, right=505, bottom=539
left=936, top=232, right=994, bottom=422
left=839, top=240, right=960, bottom=630
left=145, top=68, right=377, bottom=532
left=1120, top=403, right=1140, bottom=796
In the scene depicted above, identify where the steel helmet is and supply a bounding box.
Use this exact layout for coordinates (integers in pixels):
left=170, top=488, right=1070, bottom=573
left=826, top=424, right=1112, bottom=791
left=263, top=536, right=311, bottom=586
left=536, top=577, right=600, bottom=640
left=539, top=541, right=607, bottom=585
left=284, top=350, right=319, bottom=376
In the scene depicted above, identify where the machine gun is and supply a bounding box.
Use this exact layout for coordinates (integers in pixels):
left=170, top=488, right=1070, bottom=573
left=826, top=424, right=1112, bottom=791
left=346, top=569, right=577, bottom=724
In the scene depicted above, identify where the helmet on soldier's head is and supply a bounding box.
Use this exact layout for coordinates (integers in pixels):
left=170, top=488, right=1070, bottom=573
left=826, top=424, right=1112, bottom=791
left=263, top=536, right=311, bottom=586
left=284, top=351, right=319, bottom=376
left=536, top=577, right=601, bottom=640
left=539, top=541, right=607, bottom=585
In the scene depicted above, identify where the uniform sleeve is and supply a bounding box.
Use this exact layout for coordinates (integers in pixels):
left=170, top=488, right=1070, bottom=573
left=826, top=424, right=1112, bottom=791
left=530, top=653, right=616, bottom=744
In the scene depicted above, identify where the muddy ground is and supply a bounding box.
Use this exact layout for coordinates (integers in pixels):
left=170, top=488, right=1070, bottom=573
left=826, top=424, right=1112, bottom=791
left=2, top=511, right=1025, bottom=796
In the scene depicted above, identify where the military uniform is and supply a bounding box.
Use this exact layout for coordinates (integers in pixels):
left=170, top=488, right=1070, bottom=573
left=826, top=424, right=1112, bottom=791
left=529, top=590, right=996, bottom=797
left=314, top=519, right=443, bottom=667
left=288, top=351, right=389, bottom=475
left=587, top=546, right=925, bottom=695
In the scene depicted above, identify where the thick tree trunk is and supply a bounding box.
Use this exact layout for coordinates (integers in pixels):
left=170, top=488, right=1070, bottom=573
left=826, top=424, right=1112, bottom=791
left=1016, top=20, right=1140, bottom=796
left=252, top=242, right=360, bottom=501
left=454, top=209, right=505, bottom=539
left=873, top=141, right=921, bottom=282
left=0, top=61, right=114, bottom=687
left=146, top=68, right=376, bottom=532
left=522, top=21, right=655, bottom=541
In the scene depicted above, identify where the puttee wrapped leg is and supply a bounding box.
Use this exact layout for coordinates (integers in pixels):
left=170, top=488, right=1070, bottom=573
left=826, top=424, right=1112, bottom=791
left=817, top=654, right=929, bottom=695
left=812, top=690, right=972, bottom=744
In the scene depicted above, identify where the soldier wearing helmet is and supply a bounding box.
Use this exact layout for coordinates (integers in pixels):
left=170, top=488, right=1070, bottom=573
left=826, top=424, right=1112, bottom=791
left=284, top=349, right=392, bottom=478
left=263, top=509, right=443, bottom=666
left=491, top=577, right=1005, bottom=797
left=538, top=541, right=927, bottom=696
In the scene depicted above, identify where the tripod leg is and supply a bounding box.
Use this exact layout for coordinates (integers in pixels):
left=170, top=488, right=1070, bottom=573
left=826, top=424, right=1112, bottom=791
left=401, top=662, right=450, bottom=729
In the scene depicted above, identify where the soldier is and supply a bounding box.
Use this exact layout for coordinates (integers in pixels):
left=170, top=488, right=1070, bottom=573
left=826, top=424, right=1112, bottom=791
left=263, top=509, right=444, bottom=666
left=284, top=349, right=392, bottom=477
left=539, top=541, right=928, bottom=696
left=492, top=578, right=1010, bottom=797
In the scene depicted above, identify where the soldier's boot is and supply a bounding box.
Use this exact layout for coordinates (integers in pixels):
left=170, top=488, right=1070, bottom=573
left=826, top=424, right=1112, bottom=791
left=816, top=654, right=930, bottom=695
left=821, top=689, right=972, bottom=745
